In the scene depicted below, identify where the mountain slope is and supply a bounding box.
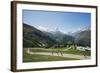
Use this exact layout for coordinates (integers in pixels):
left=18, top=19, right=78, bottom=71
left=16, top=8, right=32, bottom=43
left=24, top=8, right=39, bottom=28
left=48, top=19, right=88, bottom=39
left=74, top=29, right=91, bottom=46
left=23, top=23, right=57, bottom=48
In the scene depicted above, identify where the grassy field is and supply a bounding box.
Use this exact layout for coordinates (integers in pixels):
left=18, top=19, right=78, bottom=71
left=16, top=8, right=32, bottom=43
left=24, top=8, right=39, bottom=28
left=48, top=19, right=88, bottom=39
left=64, top=48, right=90, bottom=56
left=28, top=47, right=91, bottom=56
left=23, top=49, right=79, bottom=62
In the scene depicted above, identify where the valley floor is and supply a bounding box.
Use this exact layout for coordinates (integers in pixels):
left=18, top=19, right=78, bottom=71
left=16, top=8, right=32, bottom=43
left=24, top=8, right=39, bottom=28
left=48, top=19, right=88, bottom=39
left=23, top=48, right=91, bottom=62
left=26, top=48, right=90, bottom=60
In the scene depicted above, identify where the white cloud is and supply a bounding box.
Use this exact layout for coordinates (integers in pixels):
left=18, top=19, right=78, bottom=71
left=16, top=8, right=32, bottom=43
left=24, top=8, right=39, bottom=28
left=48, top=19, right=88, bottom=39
left=37, top=26, right=48, bottom=31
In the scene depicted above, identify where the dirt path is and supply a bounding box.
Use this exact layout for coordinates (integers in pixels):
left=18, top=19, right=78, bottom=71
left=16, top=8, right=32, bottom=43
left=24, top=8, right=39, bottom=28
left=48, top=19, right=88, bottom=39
left=26, top=49, right=91, bottom=60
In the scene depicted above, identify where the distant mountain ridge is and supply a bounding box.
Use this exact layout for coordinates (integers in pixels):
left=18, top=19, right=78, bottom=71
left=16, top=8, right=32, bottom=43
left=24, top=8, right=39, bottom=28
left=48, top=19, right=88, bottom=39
left=23, top=23, right=91, bottom=48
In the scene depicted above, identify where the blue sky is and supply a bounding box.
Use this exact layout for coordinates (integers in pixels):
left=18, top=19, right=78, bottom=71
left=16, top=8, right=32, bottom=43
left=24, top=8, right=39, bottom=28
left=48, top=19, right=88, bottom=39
left=23, top=10, right=91, bottom=33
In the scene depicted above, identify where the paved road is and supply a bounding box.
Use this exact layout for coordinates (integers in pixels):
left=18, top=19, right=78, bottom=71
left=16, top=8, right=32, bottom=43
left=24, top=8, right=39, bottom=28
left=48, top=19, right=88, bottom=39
left=26, top=48, right=91, bottom=60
